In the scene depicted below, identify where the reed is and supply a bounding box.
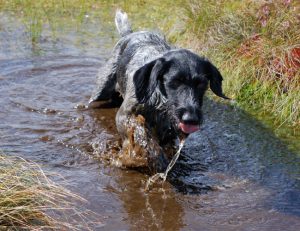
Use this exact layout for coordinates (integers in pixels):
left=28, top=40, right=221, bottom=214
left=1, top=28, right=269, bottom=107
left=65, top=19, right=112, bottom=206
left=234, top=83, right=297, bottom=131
left=0, top=153, right=96, bottom=230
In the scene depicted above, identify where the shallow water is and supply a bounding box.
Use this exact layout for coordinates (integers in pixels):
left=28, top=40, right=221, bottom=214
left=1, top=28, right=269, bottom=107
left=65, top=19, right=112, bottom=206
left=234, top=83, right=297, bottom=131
left=1, top=11, right=300, bottom=231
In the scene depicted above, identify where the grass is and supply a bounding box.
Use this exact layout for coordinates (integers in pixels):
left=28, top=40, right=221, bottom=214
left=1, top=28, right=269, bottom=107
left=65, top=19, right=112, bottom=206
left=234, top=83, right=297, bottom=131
left=0, top=153, right=97, bottom=230
left=0, top=0, right=182, bottom=43
left=181, top=0, right=300, bottom=149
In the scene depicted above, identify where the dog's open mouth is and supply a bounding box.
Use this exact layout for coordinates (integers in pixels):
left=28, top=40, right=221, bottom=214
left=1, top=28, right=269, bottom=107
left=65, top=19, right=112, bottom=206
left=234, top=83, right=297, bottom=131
left=178, top=122, right=200, bottom=134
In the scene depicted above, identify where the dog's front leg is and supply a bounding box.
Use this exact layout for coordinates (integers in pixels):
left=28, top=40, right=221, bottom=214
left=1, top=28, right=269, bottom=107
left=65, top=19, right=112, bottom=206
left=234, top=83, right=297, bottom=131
left=115, top=103, right=168, bottom=173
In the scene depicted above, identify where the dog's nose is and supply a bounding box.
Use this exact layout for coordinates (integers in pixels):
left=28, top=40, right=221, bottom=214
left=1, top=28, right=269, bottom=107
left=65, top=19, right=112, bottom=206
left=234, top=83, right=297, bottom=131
left=181, top=112, right=199, bottom=124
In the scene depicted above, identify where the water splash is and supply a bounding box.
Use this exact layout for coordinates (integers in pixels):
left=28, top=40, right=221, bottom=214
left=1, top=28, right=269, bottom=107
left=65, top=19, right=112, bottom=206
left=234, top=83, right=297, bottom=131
left=145, top=139, right=185, bottom=191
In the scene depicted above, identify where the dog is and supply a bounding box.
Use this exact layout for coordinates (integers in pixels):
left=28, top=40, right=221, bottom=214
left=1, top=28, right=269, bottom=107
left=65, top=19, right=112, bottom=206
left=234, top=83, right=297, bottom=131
left=89, top=10, right=229, bottom=173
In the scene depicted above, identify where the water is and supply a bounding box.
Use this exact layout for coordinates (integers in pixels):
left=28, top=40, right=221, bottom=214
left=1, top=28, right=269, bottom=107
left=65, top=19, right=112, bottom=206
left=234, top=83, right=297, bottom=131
left=1, top=11, right=300, bottom=231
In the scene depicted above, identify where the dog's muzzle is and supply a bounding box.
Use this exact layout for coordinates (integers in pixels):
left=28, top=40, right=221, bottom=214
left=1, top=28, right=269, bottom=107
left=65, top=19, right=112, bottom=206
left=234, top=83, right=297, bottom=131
left=178, top=111, right=201, bottom=134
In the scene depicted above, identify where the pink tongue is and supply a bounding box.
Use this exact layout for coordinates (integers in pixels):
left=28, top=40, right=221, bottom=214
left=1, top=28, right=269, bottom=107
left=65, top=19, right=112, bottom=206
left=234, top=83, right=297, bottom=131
left=179, top=122, right=200, bottom=134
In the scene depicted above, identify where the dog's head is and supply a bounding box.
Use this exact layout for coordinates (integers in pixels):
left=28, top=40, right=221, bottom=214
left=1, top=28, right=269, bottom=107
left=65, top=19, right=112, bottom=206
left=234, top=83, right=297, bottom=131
left=133, top=49, right=229, bottom=135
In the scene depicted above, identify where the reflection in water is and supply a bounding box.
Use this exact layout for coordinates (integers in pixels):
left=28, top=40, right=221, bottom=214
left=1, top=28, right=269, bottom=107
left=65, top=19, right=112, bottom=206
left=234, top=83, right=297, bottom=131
left=110, top=171, right=184, bottom=231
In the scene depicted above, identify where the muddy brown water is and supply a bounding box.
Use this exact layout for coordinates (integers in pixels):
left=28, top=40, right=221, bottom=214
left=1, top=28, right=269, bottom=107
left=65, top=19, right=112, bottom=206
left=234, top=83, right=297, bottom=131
left=1, top=12, right=300, bottom=230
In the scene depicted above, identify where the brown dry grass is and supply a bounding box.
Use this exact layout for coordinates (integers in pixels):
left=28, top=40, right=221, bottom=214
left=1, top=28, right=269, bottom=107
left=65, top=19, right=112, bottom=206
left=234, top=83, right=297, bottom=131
left=0, top=153, right=99, bottom=230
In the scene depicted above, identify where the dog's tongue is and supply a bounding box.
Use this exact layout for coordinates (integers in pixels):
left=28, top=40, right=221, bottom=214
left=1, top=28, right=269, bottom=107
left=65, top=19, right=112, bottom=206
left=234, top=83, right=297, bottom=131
left=179, top=122, right=200, bottom=134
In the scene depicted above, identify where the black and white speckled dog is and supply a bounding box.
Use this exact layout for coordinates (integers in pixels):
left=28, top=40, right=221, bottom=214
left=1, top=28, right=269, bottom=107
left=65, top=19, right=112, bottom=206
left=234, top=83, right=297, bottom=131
left=89, top=10, right=229, bottom=171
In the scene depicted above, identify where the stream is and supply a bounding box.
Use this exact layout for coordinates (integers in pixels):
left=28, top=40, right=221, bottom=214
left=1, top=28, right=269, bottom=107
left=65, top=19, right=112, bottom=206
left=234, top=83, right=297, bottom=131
left=0, top=11, right=300, bottom=231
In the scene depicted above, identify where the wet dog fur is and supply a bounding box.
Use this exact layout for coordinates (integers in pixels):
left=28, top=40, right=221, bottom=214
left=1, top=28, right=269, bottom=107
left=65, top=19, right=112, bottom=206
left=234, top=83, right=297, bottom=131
left=89, top=10, right=229, bottom=172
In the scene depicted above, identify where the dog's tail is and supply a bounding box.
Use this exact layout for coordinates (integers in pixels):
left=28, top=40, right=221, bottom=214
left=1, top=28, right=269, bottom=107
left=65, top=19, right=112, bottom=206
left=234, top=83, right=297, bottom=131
left=115, top=9, right=133, bottom=37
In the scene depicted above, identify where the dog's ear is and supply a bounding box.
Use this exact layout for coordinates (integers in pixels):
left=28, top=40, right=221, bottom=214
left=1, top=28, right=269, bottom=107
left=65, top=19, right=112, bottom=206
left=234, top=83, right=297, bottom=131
left=133, top=58, right=167, bottom=103
left=207, top=62, right=230, bottom=100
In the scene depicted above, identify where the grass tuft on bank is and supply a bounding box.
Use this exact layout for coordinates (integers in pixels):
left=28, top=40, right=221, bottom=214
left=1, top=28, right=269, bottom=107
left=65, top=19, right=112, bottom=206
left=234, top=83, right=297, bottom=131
left=182, top=0, right=300, bottom=133
left=0, top=153, right=96, bottom=230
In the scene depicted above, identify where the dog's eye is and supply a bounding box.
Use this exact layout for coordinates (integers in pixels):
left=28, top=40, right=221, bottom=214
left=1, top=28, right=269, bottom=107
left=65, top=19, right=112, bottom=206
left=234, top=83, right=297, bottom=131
left=194, top=78, right=208, bottom=89
left=174, top=79, right=183, bottom=85
left=169, top=77, right=184, bottom=89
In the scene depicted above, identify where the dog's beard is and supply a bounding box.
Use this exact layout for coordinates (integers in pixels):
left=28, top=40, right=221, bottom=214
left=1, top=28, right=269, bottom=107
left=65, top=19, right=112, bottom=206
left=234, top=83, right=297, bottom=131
left=146, top=91, right=181, bottom=139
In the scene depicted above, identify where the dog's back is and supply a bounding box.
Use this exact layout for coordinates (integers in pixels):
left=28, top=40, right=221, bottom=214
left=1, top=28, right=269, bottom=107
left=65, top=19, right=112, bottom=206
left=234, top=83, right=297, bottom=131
left=113, top=11, right=172, bottom=99
left=89, top=11, right=169, bottom=104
